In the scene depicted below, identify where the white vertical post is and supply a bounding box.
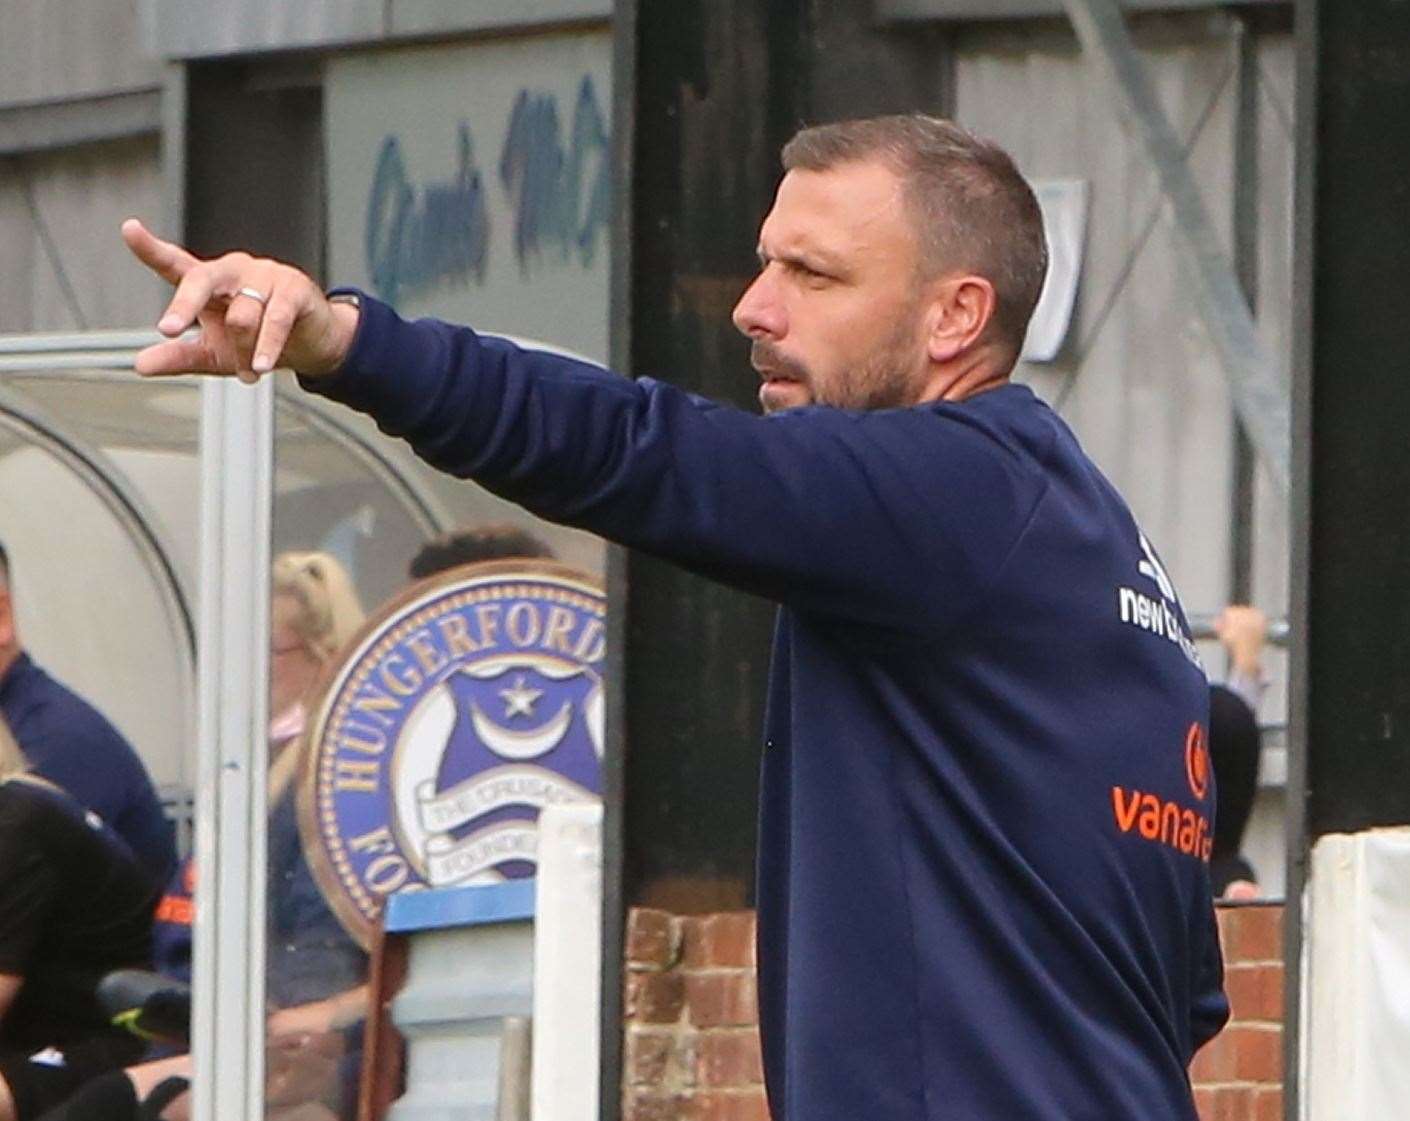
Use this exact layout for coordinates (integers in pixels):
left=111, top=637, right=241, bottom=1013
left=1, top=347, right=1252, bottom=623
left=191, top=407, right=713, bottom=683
left=532, top=803, right=605, bottom=1121
left=191, top=377, right=273, bottom=1121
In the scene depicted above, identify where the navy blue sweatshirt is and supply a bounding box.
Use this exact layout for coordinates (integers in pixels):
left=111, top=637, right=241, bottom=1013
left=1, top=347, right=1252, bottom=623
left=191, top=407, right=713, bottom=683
left=308, top=296, right=1229, bottom=1121
left=0, top=653, right=176, bottom=882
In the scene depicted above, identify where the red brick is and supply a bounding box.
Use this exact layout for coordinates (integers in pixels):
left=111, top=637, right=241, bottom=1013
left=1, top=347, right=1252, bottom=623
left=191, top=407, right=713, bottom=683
left=695, top=1029, right=765, bottom=1088
left=1253, top=1087, right=1283, bottom=1121
left=1224, top=963, right=1285, bottom=1023
left=682, top=913, right=757, bottom=969
left=1192, top=1024, right=1282, bottom=1087
left=1189, top=1029, right=1237, bottom=1085
left=627, top=972, right=686, bottom=1024
left=1195, top=1086, right=1254, bottom=1121
left=685, top=974, right=759, bottom=1029
left=622, top=1089, right=692, bottom=1121
left=1232, top=1025, right=1283, bottom=1084
left=693, top=1089, right=771, bottom=1121
left=628, top=908, right=681, bottom=970
left=1219, top=904, right=1284, bottom=964
left=625, top=1028, right=678, bottom=1086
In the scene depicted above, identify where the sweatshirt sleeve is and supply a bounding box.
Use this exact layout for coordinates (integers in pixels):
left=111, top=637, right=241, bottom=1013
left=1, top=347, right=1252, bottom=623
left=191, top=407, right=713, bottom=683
left=1189, top=901, right=1231, bottom=1054
left=304, top=295, right=1045, bottom=633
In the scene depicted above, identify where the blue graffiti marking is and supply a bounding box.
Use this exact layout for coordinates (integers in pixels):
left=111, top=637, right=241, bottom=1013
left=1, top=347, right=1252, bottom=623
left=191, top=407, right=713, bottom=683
left=365, top=123, right=490, bottom=306
left=498, top=75, right=612, bottom=275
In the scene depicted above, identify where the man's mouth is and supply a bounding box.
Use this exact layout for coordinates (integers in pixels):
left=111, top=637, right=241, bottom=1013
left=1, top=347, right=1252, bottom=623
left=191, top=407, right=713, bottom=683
left=751, top=345, right=808, bottom=384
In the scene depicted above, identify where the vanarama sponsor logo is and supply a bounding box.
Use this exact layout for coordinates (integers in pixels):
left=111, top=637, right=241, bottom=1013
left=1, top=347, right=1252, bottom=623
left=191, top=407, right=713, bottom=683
left=1111, top=786, right=1212, bottom=861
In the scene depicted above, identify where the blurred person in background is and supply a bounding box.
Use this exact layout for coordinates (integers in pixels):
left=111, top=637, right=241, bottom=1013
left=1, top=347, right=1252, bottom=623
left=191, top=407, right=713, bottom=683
left=406, top=523, right=554, bottom=581
left=147, top=550, right=369, bottom=1022
left=35, top=552, right=370, bottom=1121
left=1209, top=606, right=1271, bottom=900
left=0, top=539, right=175, bottom=881
left=0, top=716, right=158, bottom=1121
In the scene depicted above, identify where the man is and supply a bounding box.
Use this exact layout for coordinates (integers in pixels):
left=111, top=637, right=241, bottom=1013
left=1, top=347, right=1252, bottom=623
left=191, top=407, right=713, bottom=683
left=0, top=722, right=158, bottom=1121
left=0, top=543, right=175, bottom=881
left=122, top=114, right=1228, bottom=1120
left=1209, top=605, right=1272, bottom=899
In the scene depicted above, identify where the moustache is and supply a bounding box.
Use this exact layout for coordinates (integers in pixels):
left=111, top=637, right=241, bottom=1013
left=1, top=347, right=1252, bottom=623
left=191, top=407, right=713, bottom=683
left=750, top=341, right=811, bottom=385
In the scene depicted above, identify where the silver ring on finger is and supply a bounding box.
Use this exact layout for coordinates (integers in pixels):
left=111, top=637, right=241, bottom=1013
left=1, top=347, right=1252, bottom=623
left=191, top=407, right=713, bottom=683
left=233, top=286, right=269, bottom=306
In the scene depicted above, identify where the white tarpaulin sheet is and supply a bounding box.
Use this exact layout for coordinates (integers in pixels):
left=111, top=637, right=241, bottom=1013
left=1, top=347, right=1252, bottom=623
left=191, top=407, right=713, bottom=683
left=1306, top=828, right=1410, bottom=1119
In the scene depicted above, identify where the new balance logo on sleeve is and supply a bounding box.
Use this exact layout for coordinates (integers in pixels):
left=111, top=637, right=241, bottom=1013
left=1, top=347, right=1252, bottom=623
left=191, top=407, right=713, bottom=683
left=1116, top=531, right=1202, bottom=669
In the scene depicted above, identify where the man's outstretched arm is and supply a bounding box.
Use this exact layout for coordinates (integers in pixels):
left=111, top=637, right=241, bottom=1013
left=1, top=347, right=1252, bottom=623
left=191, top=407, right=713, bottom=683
left=122, top=225, right=1042, bottom=630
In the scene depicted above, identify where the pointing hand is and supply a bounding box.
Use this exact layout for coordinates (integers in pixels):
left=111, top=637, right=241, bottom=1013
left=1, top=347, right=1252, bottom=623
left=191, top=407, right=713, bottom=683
left=121, top=219, right=359, bottom=383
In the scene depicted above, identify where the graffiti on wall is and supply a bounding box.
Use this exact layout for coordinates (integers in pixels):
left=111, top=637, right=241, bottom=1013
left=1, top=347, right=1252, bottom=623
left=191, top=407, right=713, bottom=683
left=499, top=76, right=612, bottom=274
left=365, top=125, right=490, bottom=307
left=364, top=75, right=611, bottom=306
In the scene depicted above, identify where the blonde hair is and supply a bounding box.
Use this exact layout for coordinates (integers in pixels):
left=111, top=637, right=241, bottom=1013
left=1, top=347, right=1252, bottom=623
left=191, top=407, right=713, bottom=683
left=267, top=552, right=364, bottom=805
left=270, top=551, right=365, bottom=664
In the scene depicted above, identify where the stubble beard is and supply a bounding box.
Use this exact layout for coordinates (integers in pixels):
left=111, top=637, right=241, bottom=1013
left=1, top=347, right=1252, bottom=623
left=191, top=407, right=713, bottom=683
left=833, top=310, right=925, bottom=411
left=754, top=306, right=925, bottom=415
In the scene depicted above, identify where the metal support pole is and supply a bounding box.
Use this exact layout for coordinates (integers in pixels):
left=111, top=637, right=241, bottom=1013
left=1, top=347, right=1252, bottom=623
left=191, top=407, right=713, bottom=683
left=1059, top=0, right=1291, bottom=497
left=191, top=377, right=273, bottom=1121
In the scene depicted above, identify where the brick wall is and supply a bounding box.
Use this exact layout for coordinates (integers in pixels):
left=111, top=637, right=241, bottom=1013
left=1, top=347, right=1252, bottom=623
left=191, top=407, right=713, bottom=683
left=623, top=909, right=766, bottom=1121
left=1190, top=903, right=1285, bottom=1121
left=623, top=902, right=1285, bottom=1121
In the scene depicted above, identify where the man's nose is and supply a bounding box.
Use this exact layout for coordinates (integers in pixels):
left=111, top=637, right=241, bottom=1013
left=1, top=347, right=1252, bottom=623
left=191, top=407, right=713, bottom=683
left=732, top=269, right=785, bottom=339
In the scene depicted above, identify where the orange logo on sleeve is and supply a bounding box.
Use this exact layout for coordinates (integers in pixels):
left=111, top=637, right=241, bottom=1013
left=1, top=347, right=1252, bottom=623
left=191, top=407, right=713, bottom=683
left=154, top=894, right=194, bottom=926
left=1185, top=722, right=1210, bottom=801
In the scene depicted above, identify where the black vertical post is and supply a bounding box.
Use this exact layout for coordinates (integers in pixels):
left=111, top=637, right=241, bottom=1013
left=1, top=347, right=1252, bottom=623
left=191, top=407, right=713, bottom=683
left=1229, top=15, right=1260, bottom=610
left=604, top=3, right=960, bottom=1110
left=615, top=0, right=957, bottom=916
left=1288, top=1, right=1410, bottom=1115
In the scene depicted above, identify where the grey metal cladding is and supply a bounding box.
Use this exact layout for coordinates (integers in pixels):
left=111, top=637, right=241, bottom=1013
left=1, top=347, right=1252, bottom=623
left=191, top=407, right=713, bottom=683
left=151, top=0, right=611, bottom=59
left=391, top=0, right=613, bottom=38
left=877, top=0, right=1286, bottom=21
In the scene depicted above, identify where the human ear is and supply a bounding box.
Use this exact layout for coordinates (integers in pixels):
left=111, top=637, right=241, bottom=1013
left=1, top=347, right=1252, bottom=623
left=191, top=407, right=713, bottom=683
left=0, top=590, right=14, bottom=648
left=925, top=276, right=998, bottom=363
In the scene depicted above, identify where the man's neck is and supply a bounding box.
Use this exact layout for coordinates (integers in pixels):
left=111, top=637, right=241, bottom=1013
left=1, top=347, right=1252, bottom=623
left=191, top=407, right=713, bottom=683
left=917, top=348, right=1013, bottom=405
left=0, top=645, right=22, bottom=686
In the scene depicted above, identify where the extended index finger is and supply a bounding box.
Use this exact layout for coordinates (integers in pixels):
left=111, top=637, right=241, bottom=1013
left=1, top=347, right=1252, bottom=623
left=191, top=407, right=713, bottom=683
left=121, top=218, right=201, bottom=286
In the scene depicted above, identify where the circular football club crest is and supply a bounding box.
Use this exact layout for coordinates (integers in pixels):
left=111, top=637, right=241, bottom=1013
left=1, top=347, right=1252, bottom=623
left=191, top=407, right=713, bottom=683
left=300, top=560, right=605, bottom=946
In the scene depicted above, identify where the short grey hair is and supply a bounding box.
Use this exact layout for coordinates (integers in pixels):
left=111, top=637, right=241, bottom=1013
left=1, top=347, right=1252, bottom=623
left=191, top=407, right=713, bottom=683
left=782, top=114, right=1048, bottom=357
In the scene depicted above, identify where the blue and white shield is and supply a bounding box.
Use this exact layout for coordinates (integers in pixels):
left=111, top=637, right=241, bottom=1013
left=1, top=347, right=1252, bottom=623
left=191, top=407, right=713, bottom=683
left=301, top=562, right=605, bottom=945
